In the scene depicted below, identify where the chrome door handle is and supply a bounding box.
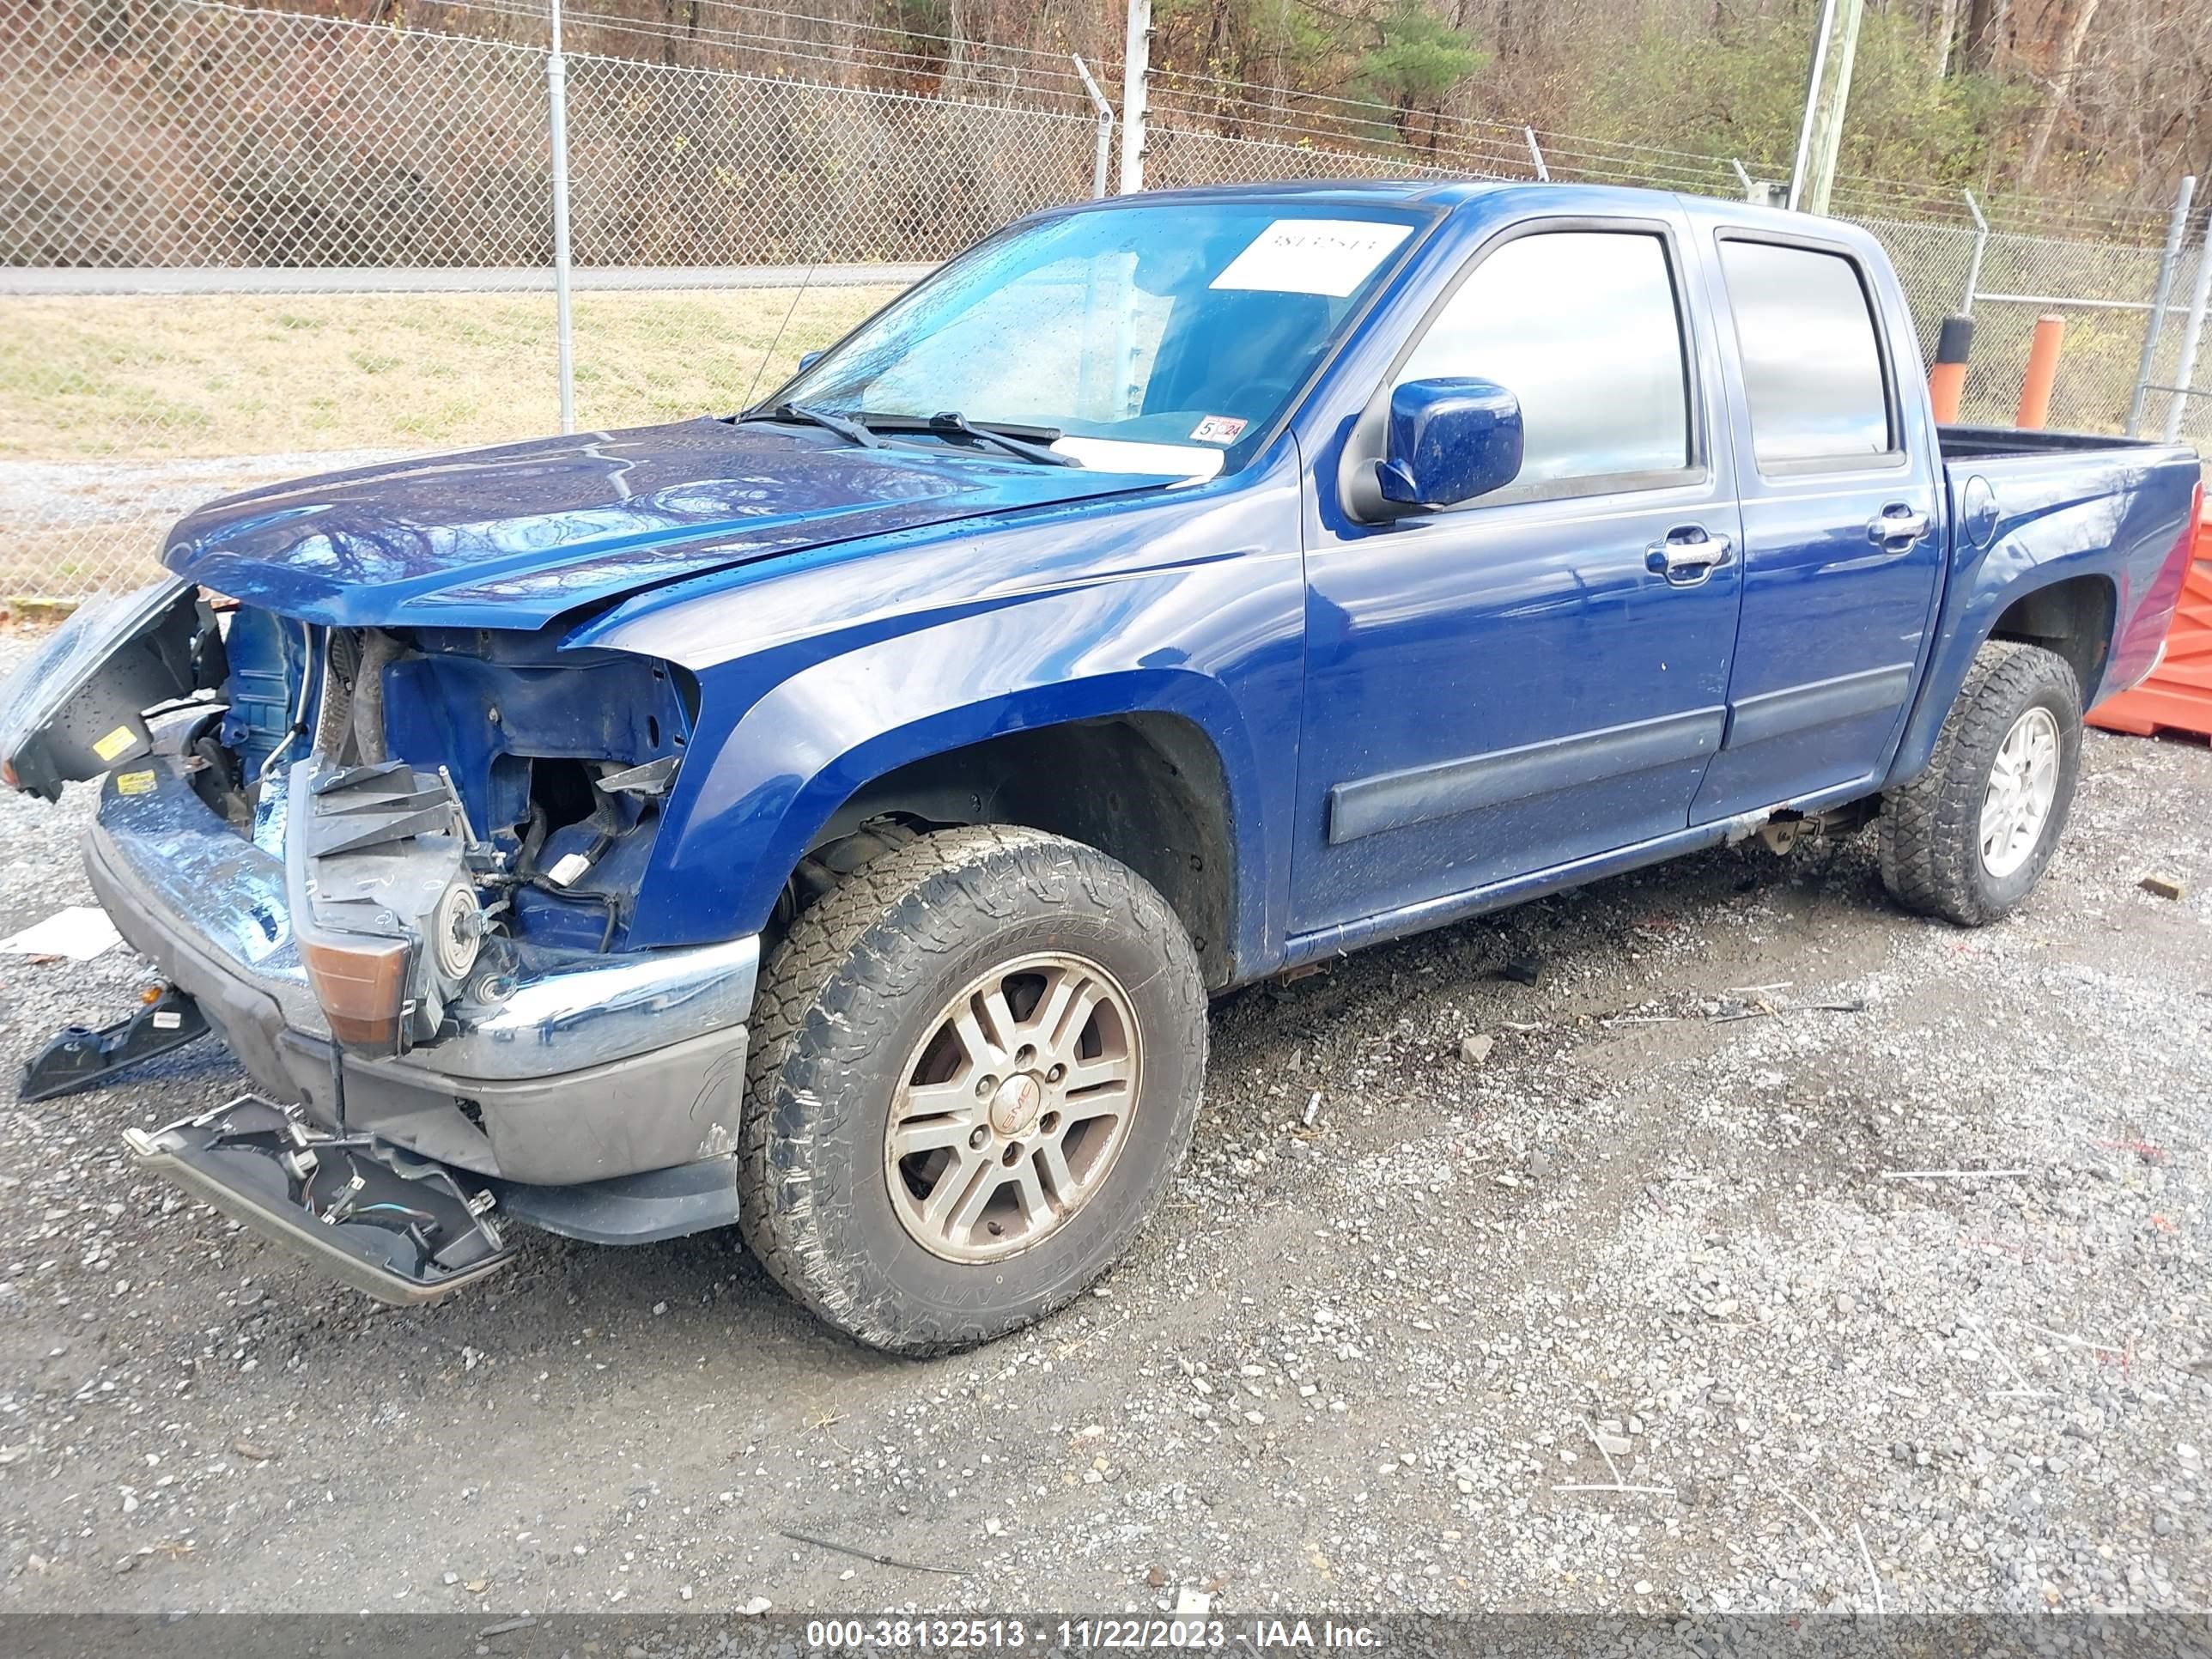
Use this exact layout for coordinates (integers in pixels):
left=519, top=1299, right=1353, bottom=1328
left=1868, top=506, right=1932, bottom=548
left=1646, top=531, right=1734, bottom=586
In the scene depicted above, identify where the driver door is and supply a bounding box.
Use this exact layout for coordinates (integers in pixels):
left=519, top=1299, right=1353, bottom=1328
left=1290, top=216, right=1747, bottom=936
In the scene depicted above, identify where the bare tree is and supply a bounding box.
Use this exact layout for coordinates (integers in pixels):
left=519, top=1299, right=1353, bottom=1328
left=2019, top=0, right=2102, bottom=181
left=1931, top=0, right=1964, bottom=76
left=1956, top=0, right=2010, bottom=73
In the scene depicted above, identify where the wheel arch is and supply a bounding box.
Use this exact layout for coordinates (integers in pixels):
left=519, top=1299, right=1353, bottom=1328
left=1986, top=571, right=2116, bottom=706
left=633, top=611, right=1276, bottom=984
left=1887, top=566, right=2114, bottom=789
left=813, top=710, right=1242, bottom=988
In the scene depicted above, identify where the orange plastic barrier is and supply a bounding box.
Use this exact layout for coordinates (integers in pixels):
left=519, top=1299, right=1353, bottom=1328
left=2088, top=495, right=2212, bottom=739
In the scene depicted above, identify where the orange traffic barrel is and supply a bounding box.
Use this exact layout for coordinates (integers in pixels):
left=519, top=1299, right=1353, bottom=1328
left=1929, top=315, right=1972, bottom=424
left=2088, top=489, right=2212, bottom=739
left=2015, top=315, right=2065, bottom=429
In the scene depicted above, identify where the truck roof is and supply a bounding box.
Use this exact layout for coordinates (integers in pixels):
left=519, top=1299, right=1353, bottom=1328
left=1058, top=177, right=1865, bottom=244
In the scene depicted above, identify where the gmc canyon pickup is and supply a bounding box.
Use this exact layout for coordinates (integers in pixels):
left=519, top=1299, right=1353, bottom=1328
left=1, top=181, right=2199, bottom=1353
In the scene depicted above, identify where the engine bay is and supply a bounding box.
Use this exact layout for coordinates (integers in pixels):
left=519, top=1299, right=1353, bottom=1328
left=0, top=580, right=700, bottom=1060
left=207, top=604, right=697, bottom=1048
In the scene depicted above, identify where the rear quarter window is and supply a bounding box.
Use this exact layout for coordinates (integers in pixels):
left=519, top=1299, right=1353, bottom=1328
left=1718, top=240, right=1893, bottom=470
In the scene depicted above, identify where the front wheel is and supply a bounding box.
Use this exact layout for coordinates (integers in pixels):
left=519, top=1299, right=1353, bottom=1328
left=1879, top=640, right=2082, bottom=927
left=738, top=825, right=1207, bottom=1354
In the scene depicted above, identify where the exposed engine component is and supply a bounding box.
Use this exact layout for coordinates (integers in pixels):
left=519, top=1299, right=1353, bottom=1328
left=430, top=879, right=485, bottom=981
left=351, top=630, right=404, bottom=763
left=295, top=758, right=501, bottom=1051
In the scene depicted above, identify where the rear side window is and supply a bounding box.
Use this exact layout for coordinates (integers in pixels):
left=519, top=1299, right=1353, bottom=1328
left=1398, top=229, right=1692, bottom=491
left=1719, top=240, right=1893, bottom=468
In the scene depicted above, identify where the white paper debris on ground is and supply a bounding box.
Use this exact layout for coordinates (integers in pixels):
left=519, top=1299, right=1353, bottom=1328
left=0, top=905, right=122, bottom=963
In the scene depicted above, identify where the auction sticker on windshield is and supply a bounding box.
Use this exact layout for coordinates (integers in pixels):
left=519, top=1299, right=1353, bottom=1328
left=1211, top=218, right=1413, bottom=297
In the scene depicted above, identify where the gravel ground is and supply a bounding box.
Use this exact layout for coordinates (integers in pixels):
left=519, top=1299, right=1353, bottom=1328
left=0, top=620, right=2206, bottom=1620
left=0, top=454, right=407, bottom=538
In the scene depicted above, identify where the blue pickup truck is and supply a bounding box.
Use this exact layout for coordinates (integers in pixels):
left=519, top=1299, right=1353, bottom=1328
left=2, top=181, right=2200, bottom=1352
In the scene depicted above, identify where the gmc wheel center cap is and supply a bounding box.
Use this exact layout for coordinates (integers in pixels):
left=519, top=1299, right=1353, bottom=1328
left=989, top=1073, right=1043, bottom=1137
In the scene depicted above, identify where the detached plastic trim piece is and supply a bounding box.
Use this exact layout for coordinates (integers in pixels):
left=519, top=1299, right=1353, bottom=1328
left=19, top=984, right=209, bottom=1103
left=483, top=1155, right=742, bottom=1246
left=124, top=1096, right=514, bottom=1306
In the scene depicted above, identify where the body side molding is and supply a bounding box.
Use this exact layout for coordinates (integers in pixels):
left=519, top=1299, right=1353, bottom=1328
left=1328, top=704, right=1727, bottom=845
left=1723, top=662, right=1916, bottom=750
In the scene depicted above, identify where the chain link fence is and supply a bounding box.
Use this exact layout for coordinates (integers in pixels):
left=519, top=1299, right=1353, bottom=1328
left=2, top=0, right=2205, bottom=599
left=1840, top=216, right=2206, bottom=435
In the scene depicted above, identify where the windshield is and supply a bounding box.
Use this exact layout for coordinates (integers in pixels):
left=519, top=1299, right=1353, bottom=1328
left=766, top=200, right=1430, bottom=477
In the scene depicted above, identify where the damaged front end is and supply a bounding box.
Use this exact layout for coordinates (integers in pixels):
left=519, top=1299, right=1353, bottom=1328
left=2, top=580, right=758, bottom=1303
left=289, top=757, right=491, bottom=1054
left=0, top=576, right=223, bottom=799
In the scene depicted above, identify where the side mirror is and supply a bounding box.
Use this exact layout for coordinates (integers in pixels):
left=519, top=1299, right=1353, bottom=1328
left=1375, top=377, right=1522, bottom=510
left=795, top=349, right=826, bottom=373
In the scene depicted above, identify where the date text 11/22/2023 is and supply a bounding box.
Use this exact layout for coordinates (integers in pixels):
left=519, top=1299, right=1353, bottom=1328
left=802, top=1618, right=1384, bottom=1649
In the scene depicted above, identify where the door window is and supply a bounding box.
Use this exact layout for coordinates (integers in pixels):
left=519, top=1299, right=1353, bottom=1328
left=1398, top=229, right=1693, bottom=492
left=1718, top=240, right=1893, bottom=468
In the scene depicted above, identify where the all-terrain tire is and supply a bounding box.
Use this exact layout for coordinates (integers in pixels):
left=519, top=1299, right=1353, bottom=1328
left=1878, top=640, right=2082, bottom=927
left=738, top=824, right=1208, bottom=1355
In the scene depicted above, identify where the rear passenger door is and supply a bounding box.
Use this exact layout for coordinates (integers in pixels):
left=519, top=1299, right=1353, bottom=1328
left=1690, top=233, right=1946, bottom=822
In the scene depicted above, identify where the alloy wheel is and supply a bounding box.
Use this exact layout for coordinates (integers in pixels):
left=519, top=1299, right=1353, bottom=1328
left=1979, top=704, right=2062, bottom=879
left=884, top=952, right=1142, bottom=1263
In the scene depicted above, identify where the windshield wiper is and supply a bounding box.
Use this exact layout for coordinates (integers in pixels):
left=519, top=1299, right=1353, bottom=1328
left=860, top=410, right=1079, bottom=467
left=742, top=402, right=882, bottom=449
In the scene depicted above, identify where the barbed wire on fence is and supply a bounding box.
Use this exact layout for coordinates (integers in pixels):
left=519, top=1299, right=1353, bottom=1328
left=0, top=0, right=2205, bottom=599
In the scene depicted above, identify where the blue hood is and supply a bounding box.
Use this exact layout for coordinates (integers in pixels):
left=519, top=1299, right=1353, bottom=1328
left=161, top=419, right=1171, bottom=629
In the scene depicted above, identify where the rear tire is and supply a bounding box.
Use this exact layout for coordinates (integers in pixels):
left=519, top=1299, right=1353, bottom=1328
left=1878, top=640, right=2081, bottom=927
left=738, top=824, right=1207, bottom=1355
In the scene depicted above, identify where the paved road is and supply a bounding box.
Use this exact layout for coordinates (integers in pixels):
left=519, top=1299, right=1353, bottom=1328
left=0, top=265, right=936, bottom=296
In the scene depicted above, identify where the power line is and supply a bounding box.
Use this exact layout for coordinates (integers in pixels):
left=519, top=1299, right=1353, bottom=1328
left=412, top=0, right=1101, bottom=94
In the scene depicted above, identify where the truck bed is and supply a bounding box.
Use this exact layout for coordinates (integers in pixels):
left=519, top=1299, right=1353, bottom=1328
left=1901, top=423, right=2201, bottom=781
left=1938, top=423, right=2182, bottom=462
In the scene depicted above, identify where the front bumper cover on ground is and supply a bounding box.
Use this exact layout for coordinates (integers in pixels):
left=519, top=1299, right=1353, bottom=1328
left=125, top=1095, right=514, bottom=1305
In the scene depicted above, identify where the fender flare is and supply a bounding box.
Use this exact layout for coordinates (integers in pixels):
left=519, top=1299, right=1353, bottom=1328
left=1887, top=559, right=2118, bottom=789
left=627, top=595, right=1279, bottom=969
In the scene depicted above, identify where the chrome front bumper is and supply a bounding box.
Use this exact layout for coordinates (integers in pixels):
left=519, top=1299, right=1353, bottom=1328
left=85, top=745, right=759, bottom=1187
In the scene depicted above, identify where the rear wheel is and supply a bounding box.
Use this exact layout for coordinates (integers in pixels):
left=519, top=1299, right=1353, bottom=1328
left=1879, top=640, right=2082, bottom=927
left=738, top=825, right=1206, bottom=1354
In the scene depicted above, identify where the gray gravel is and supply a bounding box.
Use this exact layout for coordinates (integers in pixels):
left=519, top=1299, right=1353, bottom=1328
left=0, top=620, right=2206, bottom=1617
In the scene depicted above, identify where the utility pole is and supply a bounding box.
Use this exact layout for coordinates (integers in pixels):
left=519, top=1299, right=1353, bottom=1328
left=1118, top=0, right=1151, bottom=194
left=1788, top=0, right=1865, bottom=216
left=547, top=0, right=575, bottom=432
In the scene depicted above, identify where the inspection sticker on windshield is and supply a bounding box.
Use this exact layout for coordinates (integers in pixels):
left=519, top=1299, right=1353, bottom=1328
left=1191, top=415, right=1248, bottom=444
left=1211, top=219, right=1413, bottom=297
